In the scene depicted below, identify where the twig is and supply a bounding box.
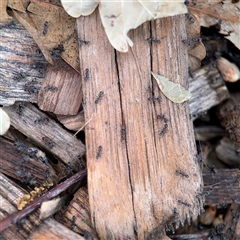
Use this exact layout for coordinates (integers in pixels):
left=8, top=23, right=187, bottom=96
left=73, top=117, right=92, bottom=136
left=0, top=170, right=87, bottom=232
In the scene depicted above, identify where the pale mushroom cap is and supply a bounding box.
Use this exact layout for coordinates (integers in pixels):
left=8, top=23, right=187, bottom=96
left=0, top=108, right=10, bottom=135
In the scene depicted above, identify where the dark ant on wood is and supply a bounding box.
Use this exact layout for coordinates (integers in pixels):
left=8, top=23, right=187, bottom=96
left=66, top=162, right=73, bottom=175
left=148, top=97, right=162, bottom=102
left=95, top=91, right=104, bottom=104
left=16, top=102, right=24, bottom=115
left=78, top=39, right=90, bottom=45
left=176, top=170, right=189, bottom=178
left=84, top=230, right=93, bottom=240
left=16, top=219, right=26, bottom=232
left=157, top=114, right=169, bottom=123
left=27, top=148, right=38, bottom=158
left=121, top=125, right=126, bottom=140
left=188, top=67, right=194, bottom=79
left=42, top=136, right=54, bottom=149
left=34, top=117, right=49, bottom=125
left=45, top=167, right=50, bottom=179
left=196, top=154, right=204, bottom=163
left=24, top=82, right=39, bottom=94
left=84, top=68, right=89, bottom=82
left=147, top=37, right=161, bottom=44
left=178, top=199, right=191, bottom=208
left=43, top=21, right=48, bottom=35
left=210, top=165, right=217, bottom=174
left=96, top=146, right=102, bottom=159
left=185, top=13, right=195, bottom=23
left=182, top=39, right=192, bottom=46
left=44, top=85, right=58, bottom=92
left=159, top=124, right=168, bottom=137
left=14, top=141, right=27, bottom=152
left=71, top=215, right=76, bottom=230
left=192, top=37, right=202, bottom=43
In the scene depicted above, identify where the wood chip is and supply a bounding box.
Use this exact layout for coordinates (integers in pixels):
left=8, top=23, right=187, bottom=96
left=38, top=59, right=82, bottom=115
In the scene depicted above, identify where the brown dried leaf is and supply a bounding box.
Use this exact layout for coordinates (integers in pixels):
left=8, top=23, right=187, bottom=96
left=13, top=10, right=54, bottom=65
left=188, top=0, right=240, bottom=49
left=26, top=0, right=79, bottom=71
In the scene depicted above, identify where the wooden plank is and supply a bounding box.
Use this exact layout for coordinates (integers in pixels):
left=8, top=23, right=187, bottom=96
left=189, top=64, right=230, bottom=119
left=57, top=187, right=99, bottom=239
left=0, top=19, right=48, bottom=106
left=77, top=11, right=202, bottom=239
left=2, top=102, right=85, bottom=170
left=29, top=218, right=84, bottom=240
left=0, top=136, right=56, bottom=186
left=38, top=59, right=83, bottom=115
left=203, top=169, right=240, bottom=205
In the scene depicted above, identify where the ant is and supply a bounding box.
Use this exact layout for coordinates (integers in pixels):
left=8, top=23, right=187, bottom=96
left=43, top=21, right=48, bottom=35
left=95, top=91, right=104, bottom=104
left=44, top=86, right=58, bottom=92
left=84, top=69, right=89, bottom=82
left=96, top=146, right=102, bottom=159
left=159, top=124, right=168, bottom=137
left=42, top=137, right=54, bottom=148
left=176, top=170, right=189, bottom=178
left=147, top=37, right=161, bottom=44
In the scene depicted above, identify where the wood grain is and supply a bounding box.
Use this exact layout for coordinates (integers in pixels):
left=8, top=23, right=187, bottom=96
left=38, top=59, right=83, bottom=115
left=77, top=11, right=203, bottom=239
left=29, top=218, right=84, bottom=240
left=0, top=173, right=42, bottom=240
left=2, top=103, right=85, bottom=169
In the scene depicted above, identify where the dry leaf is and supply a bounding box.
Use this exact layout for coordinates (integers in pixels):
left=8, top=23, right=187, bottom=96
left=13, top=10, right=55, bottom=65
left=188, top=0, right=240, bottom=50
left=151, top=72, right=192, bottom=103
left=61, top=0, right=187, bottom=52
left=6, top=0, right=79, bottom=71
left=26, top=0, right=79, bottom=71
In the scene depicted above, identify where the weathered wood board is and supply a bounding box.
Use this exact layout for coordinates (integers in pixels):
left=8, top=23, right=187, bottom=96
left=77, top=11, right=203, bottom=239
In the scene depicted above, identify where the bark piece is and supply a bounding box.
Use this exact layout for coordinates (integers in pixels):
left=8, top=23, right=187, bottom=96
left=57, top=187, right=99, bottom=239
left=194, top=126, right=228, bottom=141
left=2, top=102, right=85, bottom=170
left=189, top=64, right=230, bottom=119
left=218, top=98, right=240, bottom=152
left=0, top=136, right=56, bottom=186
left=203, top=169, right=240, bottom=205
left=77, top=11, right=202, bottom=239
left=57, top=110, right=85, bottom=131
left=0, top=19, right=48, bottom=106
left=0, top=173, right=42, bottom=240
left=215, top=137, right=240, bottom=167
left=222, top=204, right=240, bottom=240
left=29, top=218, right=84, bottom=240
left=38, top=59, right=83, bottom=115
